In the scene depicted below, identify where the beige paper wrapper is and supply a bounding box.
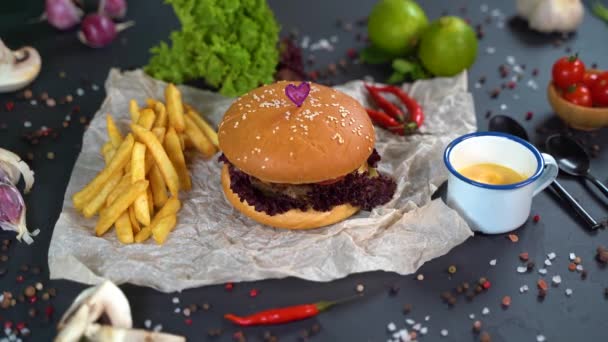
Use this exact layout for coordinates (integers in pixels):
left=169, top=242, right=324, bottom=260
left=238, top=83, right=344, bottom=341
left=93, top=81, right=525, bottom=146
left=49, top=69, right=475, bottom=292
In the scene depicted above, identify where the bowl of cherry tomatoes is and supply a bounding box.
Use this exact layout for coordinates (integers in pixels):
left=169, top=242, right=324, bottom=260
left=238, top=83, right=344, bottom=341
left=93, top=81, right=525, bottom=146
left=548, top=55, right=608, bottom=131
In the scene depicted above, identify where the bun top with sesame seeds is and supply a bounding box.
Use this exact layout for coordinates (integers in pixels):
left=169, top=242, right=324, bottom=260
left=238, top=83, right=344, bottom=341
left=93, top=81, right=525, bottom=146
left=218, top=81, right=375, bottom=184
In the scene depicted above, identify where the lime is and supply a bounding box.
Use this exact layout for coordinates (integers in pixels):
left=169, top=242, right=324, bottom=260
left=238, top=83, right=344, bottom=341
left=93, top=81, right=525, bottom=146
left=367, top=0, right=428, bottom=56
left=417, top=16, right=478, bottom=77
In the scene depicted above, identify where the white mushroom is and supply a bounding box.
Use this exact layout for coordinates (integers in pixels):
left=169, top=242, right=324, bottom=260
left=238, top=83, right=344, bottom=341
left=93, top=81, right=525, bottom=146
left=55, top=281, right=185, bottom=342
left=0, top=39, right=41, bottom=93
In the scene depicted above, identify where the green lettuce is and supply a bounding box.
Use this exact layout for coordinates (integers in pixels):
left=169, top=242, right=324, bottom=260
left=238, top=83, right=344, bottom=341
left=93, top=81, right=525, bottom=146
left=145, top=0, right=280, bottom=97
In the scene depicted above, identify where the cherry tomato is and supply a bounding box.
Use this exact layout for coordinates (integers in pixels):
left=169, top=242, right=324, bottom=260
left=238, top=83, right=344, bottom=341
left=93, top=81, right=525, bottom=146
left=596, top=71, right=608, bottom=83
left=552, top=55, right=586, bottom=90
left=562, top=84, right=592, bottom=107
left=591, top=79, right=608, bottom=107
left=582, top=72, right=600, bottom=89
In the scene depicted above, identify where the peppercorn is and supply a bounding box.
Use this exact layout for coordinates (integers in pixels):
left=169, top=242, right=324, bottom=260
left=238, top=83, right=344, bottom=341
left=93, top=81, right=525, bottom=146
left=527, top=262, right=535, bottom=271
left=462, top=282, right=470, bottom=290
left=466, top=292, right=475, bottom=301
left=581, top=270, right=588, bottom=280
left=568, top=263, right=576, bottom=272
left=403, top=304, right=412, bottom=314
left=24, top=286, right=36, bottom=297
left=480, top=331, right=492, bottom=342
left=389, top=284, right=400, bottom=296
left=501, top=296, right=511, bottom=307
left=48, top=288, right=57, bottom=297
left=447, top=297, right=457, bottom=306
left=479, top=277, right=487, bottom=285
left=475, top=285, right=483, bottom=294
left=574, top=256, right=582, bottom=264
left=441, top=291, right=452, bottom=301
left=456, top=285, right=464, bottom=294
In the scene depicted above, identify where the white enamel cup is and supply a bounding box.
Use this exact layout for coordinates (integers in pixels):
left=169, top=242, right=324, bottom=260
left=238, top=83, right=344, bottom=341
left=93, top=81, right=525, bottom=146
left=444, top=132, right=559, bottom=234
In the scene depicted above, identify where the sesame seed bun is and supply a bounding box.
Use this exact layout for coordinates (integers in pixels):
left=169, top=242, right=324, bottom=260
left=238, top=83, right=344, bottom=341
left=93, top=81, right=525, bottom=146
left=218, top=81, right=375, bottom=184
left=221, top=165, right=359, bottom=229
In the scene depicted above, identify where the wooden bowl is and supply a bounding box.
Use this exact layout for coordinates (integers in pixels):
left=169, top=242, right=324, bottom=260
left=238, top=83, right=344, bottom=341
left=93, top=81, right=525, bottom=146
left=547, top=82, right=608, bottom=131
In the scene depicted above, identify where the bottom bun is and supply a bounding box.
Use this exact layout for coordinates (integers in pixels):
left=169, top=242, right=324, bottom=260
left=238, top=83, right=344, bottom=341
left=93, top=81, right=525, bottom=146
left=221, top=165, right=359, bottom=229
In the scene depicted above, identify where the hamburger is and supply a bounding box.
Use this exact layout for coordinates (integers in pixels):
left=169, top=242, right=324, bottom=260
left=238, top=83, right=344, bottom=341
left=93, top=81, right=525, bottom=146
left=218, top=81, right=396, bottom=229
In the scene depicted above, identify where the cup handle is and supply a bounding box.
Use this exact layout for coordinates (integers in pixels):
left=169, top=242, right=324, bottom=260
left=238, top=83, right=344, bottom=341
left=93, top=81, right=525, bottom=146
left=532, top=153, right=559, bottom=197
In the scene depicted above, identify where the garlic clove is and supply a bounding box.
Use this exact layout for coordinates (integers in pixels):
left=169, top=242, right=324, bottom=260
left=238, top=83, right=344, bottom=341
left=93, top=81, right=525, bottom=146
left=83, top=324, right=186, bottom=342
left=0, top=39, right=41, bottom=93
left=527, top=0, right=584, bottom=33
left=516, top=0, right=543, bottom=19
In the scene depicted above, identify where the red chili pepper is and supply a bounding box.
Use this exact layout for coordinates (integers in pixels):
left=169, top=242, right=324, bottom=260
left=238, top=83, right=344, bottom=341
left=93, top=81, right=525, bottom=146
left=387, top=122, right=418, bottom=136
left=364, top=84, right=405, bottom=122
left=366, top=108, right=400, bottom=127
left=373, top=86, right=424, bottom=128
left=224, top=301, right=334, bottom=326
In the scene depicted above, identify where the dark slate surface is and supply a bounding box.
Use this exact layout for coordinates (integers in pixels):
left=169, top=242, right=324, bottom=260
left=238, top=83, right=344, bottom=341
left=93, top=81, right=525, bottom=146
left=0, top=0, right=606, bottom=341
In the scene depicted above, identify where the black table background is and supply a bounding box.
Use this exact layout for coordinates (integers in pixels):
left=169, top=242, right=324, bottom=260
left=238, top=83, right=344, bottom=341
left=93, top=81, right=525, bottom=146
left=0, top=1, right=607, bottom=341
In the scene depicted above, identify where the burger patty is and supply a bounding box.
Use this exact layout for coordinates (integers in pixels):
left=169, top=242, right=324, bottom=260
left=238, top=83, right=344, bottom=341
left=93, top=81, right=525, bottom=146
left=219, top=150, right=397, bottom=216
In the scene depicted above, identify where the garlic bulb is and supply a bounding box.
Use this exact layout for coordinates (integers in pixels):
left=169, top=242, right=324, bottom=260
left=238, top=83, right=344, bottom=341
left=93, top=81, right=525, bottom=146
left=516, top=0, right=584, bottom=33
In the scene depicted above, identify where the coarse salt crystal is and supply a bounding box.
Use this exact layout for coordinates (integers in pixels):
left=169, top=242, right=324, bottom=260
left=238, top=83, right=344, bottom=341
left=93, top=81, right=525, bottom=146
left=569, top=253, right=576, bottom=261
left=576, top=265, right=583, bottom=272
left=539, top=268, right=547, bottom=275
left=91, top=84, right=99, bottom=91
left=547, top=252, right=556, bottom=260
left=30, top=100, right=37, bottom=105
left=388, top=322, right=396, bottom=331
left=489, top=259, right=497, bottom=266
left=469, top=314, right=475, bottom=320
left=475, top=82, right=482, bottom=89
left=500, top=104, right=507, bottom=111
left=420, top=327, right=428, bottom=335
left=76, top=88, right=84, bottom=96
left=144, top=320, right=152, bottom=328
left=506, top=56, right=516, bottom=65
left=424, top=315, right=430, bottom=321
left=486, top=47, right=496, bottom=54
left=482, top=307, right=490, bottom=315
left=153, top=324, right=163, bottom=332
left=517, top=266, right=528, bottom=273
left=172, top=297, right=179, bottom=304
left=405, top=319, right=415, bottom=325
left=301, top=36, right=310, bottom=49
left=174, top=308, right=181, bottom=314
left=481, top=4, right=489, bottom=12
left=329, top=35, right=338, bottom=43
left=552, top=275, right=562, bottom=285
left=310, top=39, right=334, bottom=52
left=412, top=323, right=421, bottom=331
left=537, top=334, right=546, bottom=342
left=23, top=121, right=31, bottom=128
left=565, top=288, right=573, bottom=296
left=440, top=329, right=448, bottom=337
left=544, top=259, right=552, bottom=267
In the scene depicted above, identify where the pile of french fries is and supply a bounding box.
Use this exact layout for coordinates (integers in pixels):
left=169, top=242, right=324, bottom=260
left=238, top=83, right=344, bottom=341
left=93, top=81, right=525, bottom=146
left=72, top=84, right=218, bottom=244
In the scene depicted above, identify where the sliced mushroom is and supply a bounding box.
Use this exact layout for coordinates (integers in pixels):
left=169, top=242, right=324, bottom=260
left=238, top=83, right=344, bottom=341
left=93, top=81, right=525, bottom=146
left=55, top=281, right=186, bottom=342
left=83, top=324, right=186, bottom=342
left=55, top=281, right=132, bottom=342
left=0, top=39, right=41, bottom=93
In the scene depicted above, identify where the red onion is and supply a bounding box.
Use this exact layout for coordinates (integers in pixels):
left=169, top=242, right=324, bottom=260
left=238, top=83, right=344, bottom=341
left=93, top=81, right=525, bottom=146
left=78, top=14, right=134, bottom=48
left=45, top=0, right=83, bottom=30
left=101, top=0, right=127, bottom=19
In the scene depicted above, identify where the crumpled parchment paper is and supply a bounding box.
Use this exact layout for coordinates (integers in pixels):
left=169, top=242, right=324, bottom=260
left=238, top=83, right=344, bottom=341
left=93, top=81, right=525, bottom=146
left=49, top=69, right=476, bottom=292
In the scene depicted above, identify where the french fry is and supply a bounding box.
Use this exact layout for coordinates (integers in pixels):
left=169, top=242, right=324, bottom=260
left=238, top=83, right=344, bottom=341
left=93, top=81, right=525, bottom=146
left=184, top=115, right=216, bottom=158
left=138, top=108, right=156, bottom=130
left=131, top=124, right=180, bottom=197
left=73, top=134, right=134, bottom=210
left=134, top=227, right=152, bottom=243
left=128, top=205, right=141, bottom=234
left=101, top=142, right=115, bottom=164
left=149, top=165, right=168, bottom=208
left=133, top=195, right=181, bottom=243
left=145, top=98, right=157, bottom=108
left=82, top=170, right=122, bottom=218
left=106, top=114, right=123, bottom=148
left=186, top=109, right=219, bottom=147
left=129, top=99, right=140, bottom=123
left=165, top=128, right=191, bottom=190
left=131, top=142, right=151, bottom=226
left=147, top=188, right=154, bottom=216
left=165, top=83, right=185, bottom=132
left=151, top=215, right=177, bottom=245
left=95, top=180, right=148, bottom=236
left=152, top=127, right=166, bottom=143
left=182, top=134, right=194, bottom=149
left=106, top=172, right=131, bottom=206
left=153, top=102, right=167, bottom=128
left=151, top=197, right=181, bottom=227
left=115, top=212, right=133, bottom=244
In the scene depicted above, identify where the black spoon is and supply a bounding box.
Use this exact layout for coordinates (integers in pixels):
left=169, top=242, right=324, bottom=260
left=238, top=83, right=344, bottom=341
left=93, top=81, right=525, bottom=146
left=546, top=134, right=608, bottom=199
left=488, top=115, right=602, bottom=229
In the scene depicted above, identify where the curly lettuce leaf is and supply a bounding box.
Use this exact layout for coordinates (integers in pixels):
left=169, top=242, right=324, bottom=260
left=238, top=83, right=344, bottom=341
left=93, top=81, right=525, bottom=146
left=145, top=0, right=280, bottom=97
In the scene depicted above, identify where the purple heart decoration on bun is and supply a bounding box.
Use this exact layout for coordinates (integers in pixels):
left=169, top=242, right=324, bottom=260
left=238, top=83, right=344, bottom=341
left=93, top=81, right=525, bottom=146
left=285, top=82, right=311, bottom=107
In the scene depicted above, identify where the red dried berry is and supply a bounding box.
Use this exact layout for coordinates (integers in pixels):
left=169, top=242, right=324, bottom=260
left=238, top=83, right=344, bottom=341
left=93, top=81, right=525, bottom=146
left=482, top=281, right=491, bottom=289
left=184, top=318, right=192, bottom=325
left=45, top=305, right=54, bottom=318
left=501, top=296, right=511, bottom=307
left=537, top=279, right=548, bottom=291
left=526, top=112, right=534, bottom=121
left=5, top=101, right=15, bottom=111
left=16, top=322, right=26, bottom=331
left=225, top=282, right=234, bottom=291
left=16, top=275, right=24, bottom=283
left=249, top=289, right=259, bottom=298
left=533, top=214, right=540, bottom=222
left=507, top=81, right=516, bottom=89
left=29, top=296, right=37, bottom=304
left=519, top=252, right=529, bottom=261
left=4, top=321, right=12, bottom=329
left=347, top=48, right=358, bottom=59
